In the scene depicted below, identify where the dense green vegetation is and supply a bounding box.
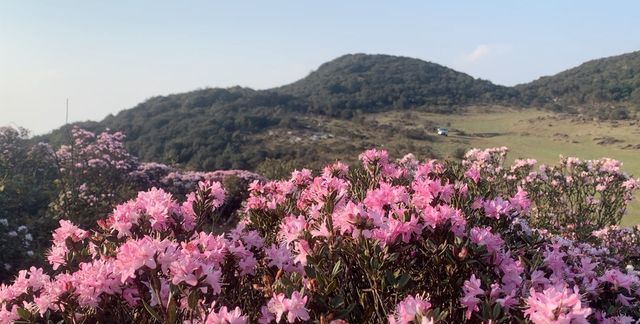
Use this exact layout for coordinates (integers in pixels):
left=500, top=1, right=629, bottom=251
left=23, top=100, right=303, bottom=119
left=517, top=51, right=640, bottom=119
left=42, top=51, right=640, bottom=172
left=277, top=53, right=519, bottom=115
left=45, top=54, right=514, bottom=170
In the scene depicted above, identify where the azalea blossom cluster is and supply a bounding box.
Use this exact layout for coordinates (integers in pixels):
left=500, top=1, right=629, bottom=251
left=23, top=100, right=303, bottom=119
left=1, top=126, right=264, bottom=282
left=592, top=225, right=640, bottom=269
left=1, top=148, right=639, bottom=323
left=464, top=147, right=639, bottom=238
left=53, top=127, right=264, bottom=228
left=51, top=127, right=139, bottom=226
left=1, top=181, right=246, bottom=323
left=130, top=162, right=265, bottom=198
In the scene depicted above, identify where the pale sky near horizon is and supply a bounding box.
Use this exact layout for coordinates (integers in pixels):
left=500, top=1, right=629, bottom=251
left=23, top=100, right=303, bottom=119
left=1, top=1, right=639, bottom=134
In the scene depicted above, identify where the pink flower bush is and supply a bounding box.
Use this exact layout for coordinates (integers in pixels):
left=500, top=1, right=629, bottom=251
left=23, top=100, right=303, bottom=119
left=0, top=148, right=639, bottom=322
left=52, top=126, right=264, bottom=231
left=464, top=147, right=639, bottom=238
left=203, top=303, right=248, bottom=324
left=51, top=127, right=138, bottom=226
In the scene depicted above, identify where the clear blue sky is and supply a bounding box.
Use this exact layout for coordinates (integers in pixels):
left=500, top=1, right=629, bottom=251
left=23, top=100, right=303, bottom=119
left=1, top=1, right=639, bottom=134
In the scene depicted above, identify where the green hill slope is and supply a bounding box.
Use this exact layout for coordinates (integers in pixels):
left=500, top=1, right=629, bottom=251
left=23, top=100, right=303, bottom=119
left=517, top=51, right=640, bottom=118
left=42, top=51, right=640, bottom=171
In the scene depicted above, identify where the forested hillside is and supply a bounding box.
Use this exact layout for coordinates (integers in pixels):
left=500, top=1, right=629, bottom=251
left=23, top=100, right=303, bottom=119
left=277, top=53, right=518, bottom=116
left=42, top=51, right=640, bottom=170
left=44, top=54, right=514, bottom=170
left=517, top=50, right=640, bottom=118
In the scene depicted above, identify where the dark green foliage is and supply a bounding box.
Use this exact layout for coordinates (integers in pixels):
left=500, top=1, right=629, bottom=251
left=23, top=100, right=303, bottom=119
left=0, top=127, right=59, bottom=280
left=42, top=54, right=518, bottom=171
left=277, top=54, right=519, bottom=114
left=516, top=51, right=640, bottom=118
left=40, top=52, right=640, bottom=172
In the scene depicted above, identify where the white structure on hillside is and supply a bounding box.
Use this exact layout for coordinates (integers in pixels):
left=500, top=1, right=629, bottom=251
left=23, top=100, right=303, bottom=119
left=437, top=127, right=449, bottom=136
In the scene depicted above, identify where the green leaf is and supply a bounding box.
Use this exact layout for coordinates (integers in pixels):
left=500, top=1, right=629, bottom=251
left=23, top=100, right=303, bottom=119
left=16, top=307, right=31, bottom=321
left=384, top=270, right=395, bottom=286
left=167, top=295, right=177, bottom=324
left=304, top=265, right=317, bottom=278
left=396, top=273, right=410, bottom=288
left=332, top=260, right=342, bottom=276
left=142, top=298, right=164, bottom=323
left=386, top=252, right=399, bottom=262
left=492, top=303, right=501, bottom=319
left=329, top=295, right=345, bottom=308
left=188, top=290, right=199, bottom=309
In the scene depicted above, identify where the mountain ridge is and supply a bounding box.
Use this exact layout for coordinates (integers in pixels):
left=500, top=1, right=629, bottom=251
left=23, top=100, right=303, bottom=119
left=516, top=50, right=640, bottom=118
left=42, top=51, right=640, bottom=171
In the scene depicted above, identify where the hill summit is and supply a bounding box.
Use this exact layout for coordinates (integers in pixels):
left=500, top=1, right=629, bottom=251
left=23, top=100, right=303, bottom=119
left=278, top=53, right=517, bottom=116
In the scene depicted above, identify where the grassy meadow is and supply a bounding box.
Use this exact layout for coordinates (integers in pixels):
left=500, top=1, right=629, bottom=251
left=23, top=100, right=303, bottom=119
left=252, top=107, right=640, bottom=225
left=372, top=107, right=640, bottom=225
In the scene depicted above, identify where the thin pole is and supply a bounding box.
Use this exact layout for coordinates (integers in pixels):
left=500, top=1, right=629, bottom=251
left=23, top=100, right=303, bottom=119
left=66, top=98, right=69, bottom=124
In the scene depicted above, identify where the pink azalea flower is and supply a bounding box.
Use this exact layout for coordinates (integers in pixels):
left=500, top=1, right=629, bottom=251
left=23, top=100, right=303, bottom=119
left=470, top=227, right=504, bottom=254
left=460, top=274, right=484, bottom=320
left=599, top=269, right=634, bottom=292
left=265, top=291, right=310, bottom=323
left=293, top=240, right=311, bottom=266
left=0, top=305, right=19, bottom=323
left=267, top=293, right=287, bottom=323
left=135, top=188, right=178, bottom=231
left=69, top=260, right=120, bottom=307
left=524, top=286, right=591, bottom=324
left=204, top=304, right=248, bottom=324
left=483, top=197, right=510, bottom=219
left=52, top=220, right=88, bottom=246
left=265, top=244, right=300, bottom=273
left=509, top=187, right=531, bottom=214
left=115, top=236, right=166, bottom=282
left=464, top=166, right=480, bottom=183
left=259, top=305, right=276, bottom=324
left=198, top=180, right=226, bottom=209
left=278, top=215, right=307, bottom=244
left=283, top=291, right=310, bottom=323
left=389, top=295, right=432, bottom=324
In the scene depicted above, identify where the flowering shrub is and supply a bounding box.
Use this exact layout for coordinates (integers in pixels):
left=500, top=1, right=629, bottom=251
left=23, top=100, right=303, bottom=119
left=464, top=147, right=638, bottom=239
left=1, top=125, right=264, bottom=282
left=0, top=149, right=639, bottom=323
left=50, top=127, right=139, bottom=227
left=592, top=225, right=640, bottom=269
left=52, top=127, right=265, bottom=229
left=130, top=163, right=265, bottom=230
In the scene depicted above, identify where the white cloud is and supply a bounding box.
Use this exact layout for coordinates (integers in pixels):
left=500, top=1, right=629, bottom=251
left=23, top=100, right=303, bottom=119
left=466, top=44, right=492, bottom=63
left=453, top=44, right=512, bottom=71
